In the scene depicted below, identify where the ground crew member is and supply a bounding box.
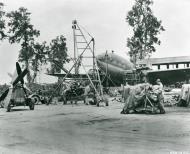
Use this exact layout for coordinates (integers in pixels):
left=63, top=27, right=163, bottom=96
left=154, top=79, right=165, bottom=114
left=84, top=83, right=91, bottom=105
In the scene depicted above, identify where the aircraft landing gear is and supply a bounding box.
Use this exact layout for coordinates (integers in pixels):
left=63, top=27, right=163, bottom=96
left=28, top=98, right=35, bottom=110
left=7, top=104, right=11, bottom=112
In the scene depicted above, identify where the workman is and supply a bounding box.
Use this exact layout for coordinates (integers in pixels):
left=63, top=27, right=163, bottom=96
left=84, top=83, right=92, bottom=105
left=154, top=79, right=165, bottom=114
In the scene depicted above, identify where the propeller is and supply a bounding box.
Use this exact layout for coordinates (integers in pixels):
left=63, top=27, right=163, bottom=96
left=13, top=68, right=28, bottom=86
left=16, top=62, right=24, bottom=84
left=0, top=62, right=28, bottom=103
left=0, top=89, right=9, bottom=102
left=14, top=63, right=29, bottom=96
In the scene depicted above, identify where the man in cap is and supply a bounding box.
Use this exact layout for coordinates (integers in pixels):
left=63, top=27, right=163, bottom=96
left=154, top=79, right=165, bottom=114
left=156, top=79, right=163, bottom=90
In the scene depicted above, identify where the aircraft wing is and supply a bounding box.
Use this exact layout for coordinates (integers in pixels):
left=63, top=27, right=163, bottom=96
left=47, top=73, right=90, bottom=79
left=144, top=67, right=190, bottom=85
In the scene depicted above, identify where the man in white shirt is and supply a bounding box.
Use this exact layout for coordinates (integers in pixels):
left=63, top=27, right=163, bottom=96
left=84, top=83, right=92, bottom=105
left=154, top=79, right=165, bottom=114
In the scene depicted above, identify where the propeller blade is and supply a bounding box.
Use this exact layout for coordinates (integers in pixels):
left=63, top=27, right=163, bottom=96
left=0, top=88, right=9, bottom=102
left=16, top=62, right=24, bottom=84
left=13, top=68, right=28, bottom=86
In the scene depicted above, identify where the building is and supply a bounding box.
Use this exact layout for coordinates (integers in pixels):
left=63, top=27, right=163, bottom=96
left=137, top=56, right=190, bottom=70
left=137, top=56, right=190, bottom=86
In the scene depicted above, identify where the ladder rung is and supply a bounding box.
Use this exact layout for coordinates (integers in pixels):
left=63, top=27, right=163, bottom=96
left=82, top=56, right=93, bottom=58
left=91, top=80, right=100, bottom=82
left=76, top=42, right=87, bottom=43
left=91, top=79, right=99, bottom=82
left=77, top=48, right=91, bottom=50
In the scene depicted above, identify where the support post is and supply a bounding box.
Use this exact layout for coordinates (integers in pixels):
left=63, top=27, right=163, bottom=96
left=158, top=65, right=160, bottom=70
left=166, top=64, right=169, bottom=69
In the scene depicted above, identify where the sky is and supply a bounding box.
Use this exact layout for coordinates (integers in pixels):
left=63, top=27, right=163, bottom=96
left=0, top=0, right=190, bottom=84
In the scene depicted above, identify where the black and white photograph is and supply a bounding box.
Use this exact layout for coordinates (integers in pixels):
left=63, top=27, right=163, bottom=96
left=0, top=0, right=190, bottom=153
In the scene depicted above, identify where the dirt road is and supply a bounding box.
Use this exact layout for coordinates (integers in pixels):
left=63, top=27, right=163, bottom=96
left=0, top=101, right=190, bottom=154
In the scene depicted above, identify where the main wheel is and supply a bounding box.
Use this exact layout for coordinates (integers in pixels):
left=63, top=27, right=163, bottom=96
left=63, top=96, right=67, bottom=105
left=29, top=99, right=35, bottom=110
left=6, top=100, right=13, bottom=112
left=0, top=101, right=4, bottom=108
left=106, top=102, right=109, bottom=106
left=7, top=104, right=11, bottom=112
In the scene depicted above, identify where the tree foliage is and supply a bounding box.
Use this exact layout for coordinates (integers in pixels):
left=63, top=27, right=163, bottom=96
left=48, top=35, right=69, bottom=73
left=126, top=0, right=165, bottom=64
left=1, top=5, right=69, bottom=83
left=6, top=7, right=40, bottom=82
left=31, top=41, right=48, bottom=83
left=0, top=2, right=6, bottom=40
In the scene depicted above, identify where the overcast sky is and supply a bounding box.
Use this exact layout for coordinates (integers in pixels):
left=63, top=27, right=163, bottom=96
left=0, top=0, right=190, bottom=84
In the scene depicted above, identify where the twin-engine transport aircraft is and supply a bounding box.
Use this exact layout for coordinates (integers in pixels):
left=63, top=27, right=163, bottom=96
left=48, top=52, right=190, bottom=86
left=97, top=52, right=190, bottom=86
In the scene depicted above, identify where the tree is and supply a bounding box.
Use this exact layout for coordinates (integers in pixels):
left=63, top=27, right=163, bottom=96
left=31, top=41, right=48, bottom=83
left=48, top=35, right=69, bottom=74
left=0, top=2, right=6, bottom=41
left=126, top=0, right=165, bottom=64
left=6, top=7, right=40, bottom=83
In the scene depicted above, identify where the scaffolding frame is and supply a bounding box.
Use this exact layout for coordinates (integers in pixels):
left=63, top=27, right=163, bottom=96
left=71, top=20, right=104, bottom=101
left=48, top=20, right=107, bottom=106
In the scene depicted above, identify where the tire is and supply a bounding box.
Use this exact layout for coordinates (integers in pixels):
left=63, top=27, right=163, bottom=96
left=63, top=97, right=67, bottom=105
left=0, top=102, right=4, bottom=108
left=93, top=97, right=97, bottom=105
left=29, top=104, right=34, bottom=110
left=31, top=95, right=40, bottom=105
left=7, top=104, right=11, bottom=112
left=29, top=99, right=35, bottom=110
left=106, top=102, right=109, bottom=106
left=41, top=98, right=47, bottom=104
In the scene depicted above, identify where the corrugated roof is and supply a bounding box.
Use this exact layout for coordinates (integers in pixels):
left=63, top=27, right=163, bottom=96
left=137, top=56, right=190, bottom=65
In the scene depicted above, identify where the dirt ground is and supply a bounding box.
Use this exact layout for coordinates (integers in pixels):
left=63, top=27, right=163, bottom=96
left=1, top=100, right=190, bottom=154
